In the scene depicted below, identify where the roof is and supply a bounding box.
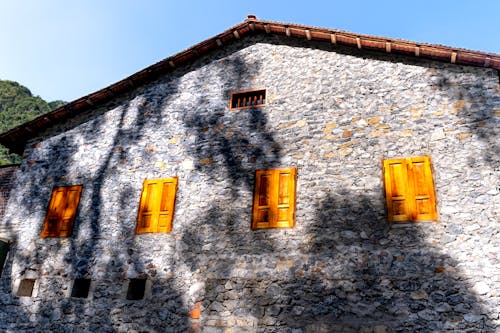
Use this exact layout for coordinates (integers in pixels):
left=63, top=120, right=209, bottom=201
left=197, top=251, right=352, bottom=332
left=2, top=15, right=499, bottom=154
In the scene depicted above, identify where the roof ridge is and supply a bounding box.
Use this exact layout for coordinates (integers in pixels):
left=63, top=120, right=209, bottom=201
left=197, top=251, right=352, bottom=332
left=0, top=16, right=498, bottom=154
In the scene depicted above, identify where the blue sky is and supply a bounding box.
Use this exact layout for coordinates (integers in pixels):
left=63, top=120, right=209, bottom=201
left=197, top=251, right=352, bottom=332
left=0, top=0, right=498, bottom=102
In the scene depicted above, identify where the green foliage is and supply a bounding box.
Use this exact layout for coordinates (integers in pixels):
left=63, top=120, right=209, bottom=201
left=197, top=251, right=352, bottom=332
left=48, top=100, right=66, bottom=110
left=0, top=80, right=66, bottom=165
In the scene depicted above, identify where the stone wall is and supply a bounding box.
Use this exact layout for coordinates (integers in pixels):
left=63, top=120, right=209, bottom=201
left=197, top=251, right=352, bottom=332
left=0, top=35, right=498, bottom=332
left=0, top=164, right=19, bottom=226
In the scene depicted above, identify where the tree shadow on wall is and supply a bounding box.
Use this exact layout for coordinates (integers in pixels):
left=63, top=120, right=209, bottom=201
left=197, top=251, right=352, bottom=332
left=1, top=90, right=191, bottom=331
left=176, top=41, right=496, bottom=332
left=433, top=69, right=499, bottom=167
left=180, top=191, right=495, bottom=332
left=183, top=56, right=281, bottom=196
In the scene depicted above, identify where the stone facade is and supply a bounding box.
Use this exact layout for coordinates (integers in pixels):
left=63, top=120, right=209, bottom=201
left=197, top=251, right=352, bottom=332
left=0, top=164, right=19, bottom=222
left=0, top=35, right=499, bottom=332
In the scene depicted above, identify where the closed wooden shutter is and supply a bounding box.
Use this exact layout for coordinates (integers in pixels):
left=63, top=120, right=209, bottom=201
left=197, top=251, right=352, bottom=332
left=252, top=168, right=296, bottom=229
left=136, top=178, right=177, bottom=234
left=253, top=170, right=273, bottom=229
left=384, top=157, right=437, bottom=222
left=384, top=158, right=411, bottom=222
left=41, top=185, right=82, bottom=238
left=408, top=156, right=437, bottom=221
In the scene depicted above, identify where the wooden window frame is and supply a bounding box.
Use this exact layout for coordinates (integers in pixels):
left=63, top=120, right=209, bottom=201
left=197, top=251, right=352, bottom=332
left=15, top=278, right=39, bottom=297
left=229, top=89, right=266, bottom=110
left=252, top=167, right=297, bottom=230
left=136, top=177, right=178, bottom=234
left=41, top=185, right=83, bottom=238
left=383, top=156, right=438, bottom=223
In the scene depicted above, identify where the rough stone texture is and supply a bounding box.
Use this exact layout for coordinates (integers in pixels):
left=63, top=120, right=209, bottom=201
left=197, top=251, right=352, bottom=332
left=0, top=164, right=19, bottom=227
left=0, top=35, right=499, bottom=332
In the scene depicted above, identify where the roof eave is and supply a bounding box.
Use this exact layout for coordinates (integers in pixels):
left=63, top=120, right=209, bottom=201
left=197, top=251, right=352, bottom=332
left=1, top=15, right=499, bottom=154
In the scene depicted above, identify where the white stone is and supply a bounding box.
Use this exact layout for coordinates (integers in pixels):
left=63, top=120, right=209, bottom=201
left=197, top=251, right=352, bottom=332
left=473, top=281, right=490, bottom=295
left=431, top=128, right=446, bottom=140
left=181, top=158, right=194, bottom=170
left=464, top=313, right=482, bottom=322
left=188, top=281, right=205, bottom=296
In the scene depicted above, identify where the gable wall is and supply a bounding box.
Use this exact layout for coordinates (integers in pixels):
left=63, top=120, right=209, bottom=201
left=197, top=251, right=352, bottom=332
left=0, top=35, right=499, bottom=332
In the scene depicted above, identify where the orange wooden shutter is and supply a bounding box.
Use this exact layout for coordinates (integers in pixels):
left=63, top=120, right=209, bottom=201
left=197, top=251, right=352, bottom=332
left=252, top=168, right=296, bottom=229
left=384, top=157, right=437, bottom=222
left=41, top=185, right=82, bottom=238
left=275, top=168, right=296, bottom=228
left=407, top=156, right=437, bottom=221
left=384, top=159, right=412, bottom=222
left=157, top=178, right=177, bottom=233
left=252, top=170, right=273, bottom=229
left=136, top=178, right=177, bottom=234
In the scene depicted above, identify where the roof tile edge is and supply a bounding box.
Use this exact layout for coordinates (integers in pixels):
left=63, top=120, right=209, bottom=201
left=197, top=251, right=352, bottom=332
left=1, top=16, right=498, bottom=154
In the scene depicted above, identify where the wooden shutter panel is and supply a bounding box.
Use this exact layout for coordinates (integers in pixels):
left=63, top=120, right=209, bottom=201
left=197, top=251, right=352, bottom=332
left=252, top=168, right=296, bottom=229
left=41, top=185, right=82, bottom=238
left=408, top=156, right=437, bottom=221
left=137, top=181, right=158, bottom=233
left=384, top=159, right=411, bottom=222
left=252, top=170, right=273, bottom=229
left=136, top=178, right=177, bottom=234
left=275, top=168, right=296, bottom=228
left=157, top=178, right=177, bottom=233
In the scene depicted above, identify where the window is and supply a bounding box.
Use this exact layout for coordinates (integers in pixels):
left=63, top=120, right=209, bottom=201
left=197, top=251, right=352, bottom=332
left=126, top=278, right=146, bottom=300
left=136, top=178, right=178, bottom=234
left=41, top=185, right=83, bottom=238
left=0, top=239, right=9, bottom=277
left=383, top=156, right=437, bottom=222
left=230, top=89, right=266, bottom=109
left=71, top=278, right=91, bottom=298
left=252, top=167, right=297, bottom=229
left=16, top=279, right=36, bottom=297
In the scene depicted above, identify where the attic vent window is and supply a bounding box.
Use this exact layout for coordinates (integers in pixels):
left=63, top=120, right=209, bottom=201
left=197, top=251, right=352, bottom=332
left=230, top=89, right=266, bottom=109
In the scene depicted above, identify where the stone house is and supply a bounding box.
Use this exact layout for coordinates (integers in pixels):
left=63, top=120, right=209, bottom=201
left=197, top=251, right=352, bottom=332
left=0, top=15, right=498, bottom=332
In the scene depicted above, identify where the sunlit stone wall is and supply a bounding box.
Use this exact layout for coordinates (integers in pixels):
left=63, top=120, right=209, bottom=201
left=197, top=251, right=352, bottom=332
left=0, top=35, right=498, bottom=332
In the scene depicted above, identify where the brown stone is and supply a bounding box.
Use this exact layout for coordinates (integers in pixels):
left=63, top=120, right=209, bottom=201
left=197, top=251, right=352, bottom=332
left=367, top=116, right=380, bottom=125
left=453, top=100, right=466, bottom=109
left=199, top=158, right=213, bottom=165
left=435, top=266, right=445, bottom=273
left=457, top=133, right=473, bottom=140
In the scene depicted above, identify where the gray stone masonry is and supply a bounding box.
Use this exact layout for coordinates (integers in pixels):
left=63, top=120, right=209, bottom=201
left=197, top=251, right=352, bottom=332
left=0, top=35, right=499, bottom=332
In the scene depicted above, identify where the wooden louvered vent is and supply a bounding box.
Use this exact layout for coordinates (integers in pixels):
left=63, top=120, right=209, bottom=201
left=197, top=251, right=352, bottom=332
left=230, top=89, right=266, bottom=109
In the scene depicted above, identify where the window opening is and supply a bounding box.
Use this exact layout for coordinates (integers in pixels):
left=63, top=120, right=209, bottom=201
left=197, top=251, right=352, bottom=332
left=230, top=89, right=266, bottom=109
left=17, top=279, right=36, bottom=297
left=41, top=185, right=83, bottom=238
left=136, top=178, right=178, bottom=234
left=71, top=278, right=91, bottom=298
left=252, top=167, right=297, bottom=229
left=126, top=278, right=146, bottom=300
left=0, top=239, right=9, bottom=277
left=383, top=156, right=437, bottom=222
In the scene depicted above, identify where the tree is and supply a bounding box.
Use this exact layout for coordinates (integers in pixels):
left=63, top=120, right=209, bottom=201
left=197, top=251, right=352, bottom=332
left=0, top=80, right=66, bottom=165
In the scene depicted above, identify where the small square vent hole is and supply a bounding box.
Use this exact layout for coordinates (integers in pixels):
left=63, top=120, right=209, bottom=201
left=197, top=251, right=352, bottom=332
left=230, top=89, right=266, bottom=109
left=17, top=279, right=35, bottom=297
left=126, top=278, right=146, bottom=300
left=71, top=278, right=91, bottom=298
